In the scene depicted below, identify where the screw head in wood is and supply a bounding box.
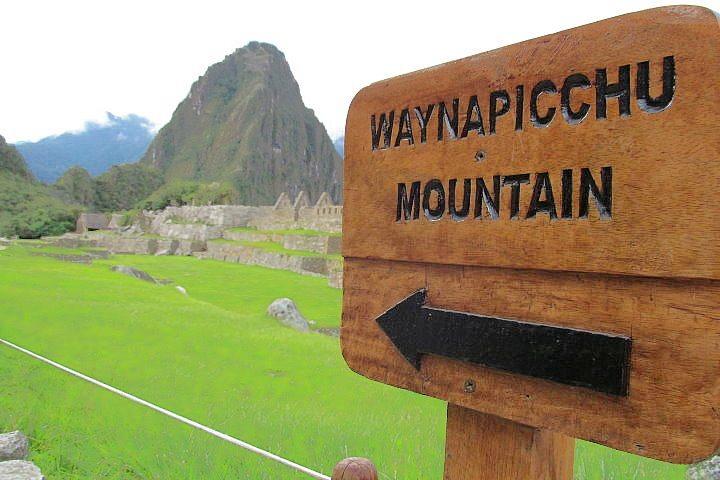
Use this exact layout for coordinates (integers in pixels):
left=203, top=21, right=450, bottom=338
left=463, top=379, right=476, bottom=393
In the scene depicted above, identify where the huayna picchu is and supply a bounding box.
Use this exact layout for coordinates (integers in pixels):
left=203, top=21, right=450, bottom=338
left=141, top=42, right=343, bottom=205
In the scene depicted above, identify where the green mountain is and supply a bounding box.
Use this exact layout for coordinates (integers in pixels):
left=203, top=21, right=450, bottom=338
left=0, top=134, right=33, bottom=179
left=16, top=113, right=155, bottom=183
left=140, top=42, right=342, bottom=205
left=55, top=163, right=164, bottom=212
left=0, top=135, right=77, bottom=238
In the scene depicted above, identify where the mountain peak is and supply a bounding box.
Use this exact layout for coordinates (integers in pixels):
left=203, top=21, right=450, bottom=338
left=141, top=44, right=342, bottom=205
left=242, top=41, right=284, bottom=56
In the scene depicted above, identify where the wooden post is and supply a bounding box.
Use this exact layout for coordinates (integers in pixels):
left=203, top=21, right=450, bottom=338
left=444, top=404, right=574, bottom=480
left=332, top=457, right=378, bottom=480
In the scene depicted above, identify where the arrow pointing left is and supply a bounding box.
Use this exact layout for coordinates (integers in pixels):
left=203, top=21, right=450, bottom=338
left=376, top=289, right=632, bottom=396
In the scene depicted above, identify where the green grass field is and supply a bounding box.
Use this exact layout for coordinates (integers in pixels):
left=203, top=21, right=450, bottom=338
left=0, top=243, right=687, bottom=479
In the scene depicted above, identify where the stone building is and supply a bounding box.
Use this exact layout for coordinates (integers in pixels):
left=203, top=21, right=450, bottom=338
left=248, top=191, right=342, bottom=232
left=76, top=213, right=110, bottom=233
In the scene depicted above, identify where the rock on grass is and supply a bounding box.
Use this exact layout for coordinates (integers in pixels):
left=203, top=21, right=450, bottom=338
left=0, top=460, right=44, bottom=480
left=110, top=265, right=158, bottom=284
left=267, top=298, right=310, bottom=332
left=0, top=431, right=28, bottom=461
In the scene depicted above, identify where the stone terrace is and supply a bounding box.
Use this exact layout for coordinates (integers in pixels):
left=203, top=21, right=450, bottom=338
left=62, top=192, right=344, bottom=288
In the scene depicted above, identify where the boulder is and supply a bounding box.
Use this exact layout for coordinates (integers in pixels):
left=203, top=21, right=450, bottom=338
left=0, top=431, right=28, bottom=461
left=110, top=265, right=157, bottom=284
left=267, top=298, right=310, bottom=332
left=0, top=460, right=43, bottom=480
left=688, top=455, right=720, bottom=480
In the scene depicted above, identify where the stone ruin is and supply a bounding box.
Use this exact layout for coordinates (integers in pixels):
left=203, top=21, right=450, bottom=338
left=75, top=191, right=342, bottom=234
left=65, top=192, right=344, bottom=288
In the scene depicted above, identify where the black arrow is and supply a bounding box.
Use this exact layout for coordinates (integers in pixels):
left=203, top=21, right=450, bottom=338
left=376, top=289, right=631, bottom=396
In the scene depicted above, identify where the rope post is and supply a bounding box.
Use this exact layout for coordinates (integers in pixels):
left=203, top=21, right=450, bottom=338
left=331, top=457, right=378, bottom=480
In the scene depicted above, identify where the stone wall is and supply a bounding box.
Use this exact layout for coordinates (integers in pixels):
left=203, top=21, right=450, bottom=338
left=204, top=241, right=342, bottom=280
left=222, top=230, right=340, bottom=255
left=157, top=205, right=263, bottom=227
left=281, top=235, right=341, bottom=255
left=49, top=231, right=342, bottom=288
left=222, top=230, right=273, bottom=242
left=64, top=191, right=344, bottom=288
left=114, top=191, right=342, bottom=238
left=89, top=235, right=205, bottom=256
left=150, top=221, right=224, bottom=242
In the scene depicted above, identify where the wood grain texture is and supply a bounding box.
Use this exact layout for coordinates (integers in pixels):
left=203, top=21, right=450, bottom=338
left=444, top=405, right=574, bottom=480
left=343, top=6, right=720, bottom=281
left=341, top=5, right=720, bottom=465
left=341, top=258, right=720, bottom=463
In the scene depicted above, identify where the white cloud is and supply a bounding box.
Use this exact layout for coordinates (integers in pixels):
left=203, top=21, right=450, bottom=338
left=1, top=0, right=717, bottom=142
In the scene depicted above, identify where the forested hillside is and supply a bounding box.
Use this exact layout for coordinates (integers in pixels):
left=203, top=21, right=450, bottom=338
left=0, top=135, right=77, bottom=238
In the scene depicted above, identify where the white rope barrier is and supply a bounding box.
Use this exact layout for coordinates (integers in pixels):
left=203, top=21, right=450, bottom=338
left=0, top=338, right=331, bottom=480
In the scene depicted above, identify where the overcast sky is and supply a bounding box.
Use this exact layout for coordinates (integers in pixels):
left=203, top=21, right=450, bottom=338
left=1, top=0, right=718, bottom=143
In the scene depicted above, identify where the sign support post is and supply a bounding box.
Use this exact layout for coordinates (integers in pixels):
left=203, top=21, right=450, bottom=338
left=444, top=405, right=574, bottom=480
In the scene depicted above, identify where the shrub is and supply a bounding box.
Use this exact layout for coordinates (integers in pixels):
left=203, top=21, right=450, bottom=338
left=138, top=181, right=239, bottom=210
left=0, top=172, right=79, bottom=239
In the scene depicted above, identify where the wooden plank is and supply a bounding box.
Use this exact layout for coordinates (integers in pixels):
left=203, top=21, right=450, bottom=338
left=444, top=405, right=574, bottom=480
left=340, top=258, right=720, bottom=463
left=343, top=6, right=720, bottom=280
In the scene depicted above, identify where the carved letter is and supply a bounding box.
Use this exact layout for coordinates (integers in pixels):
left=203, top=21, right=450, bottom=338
left=596, top=65, right=631, bottom=119
left=475, top=176, right=501, bottom=220
left=394, top=108, right=414, bottom=147
left=423, top=179, right=446, bottom=221
left=489, top=90, right=511, bottom=134
left=438, top=99, right=459, bottom=141
left=502, top=174, right=531, bottom=219
left=530, top=80, right=557, bottom=127
left=449, top=178, right=472, bottom=221
left=637, top=56, right=675, bottom=113
left=561, top=73, right=591, bottom=125
left=579, top=167, right=612, bottom=219
left=371, top=111, right=395, bottom=150
left=526, top=172, right=558, bottom=219
left=397, top=181, right=421, bottom=221
left=460, top=96, right=484, bottom=138
left=414, top=104, right=435, bottom=143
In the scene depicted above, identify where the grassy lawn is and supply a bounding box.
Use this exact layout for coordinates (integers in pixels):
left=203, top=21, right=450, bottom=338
left=0, top=243, right=687, bottom=479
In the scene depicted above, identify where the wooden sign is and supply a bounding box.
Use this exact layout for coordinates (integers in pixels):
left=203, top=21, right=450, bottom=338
left=341, top=6, right=720, bottom=465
